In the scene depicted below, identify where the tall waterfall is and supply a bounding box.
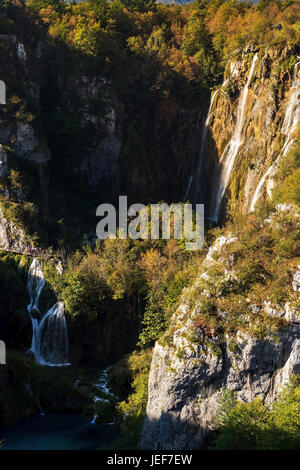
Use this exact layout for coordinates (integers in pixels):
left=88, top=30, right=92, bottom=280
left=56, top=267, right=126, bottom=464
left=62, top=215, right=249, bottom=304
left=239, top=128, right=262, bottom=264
left=194, top=85, right=221, bottom=205
left=249, top=63, right=300, bottom=212
left=280, top=66, right=300, bottom=156
left=27, top=259, right=70, bottom=366
left=210, top=54, right=258, bottom=221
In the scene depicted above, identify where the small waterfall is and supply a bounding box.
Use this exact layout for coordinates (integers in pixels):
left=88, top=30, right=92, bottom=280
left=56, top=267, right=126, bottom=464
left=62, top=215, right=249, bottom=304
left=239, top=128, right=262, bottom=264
left=27, top=259, right=70, bottom=366
left=25, top=380, right=45, bottom=416
left=91, top=395, right=108, bottom=425
left=249, top=164, right=274, bottom=212
left=280, top=72, right=300, bottom=155
left=26, top=259, right=45, bottom=356
left=249, top=65, right=300, bottom=212
left=91, top=369, right=117, bottom=424
left=183, top=175, right=193, bottom=203
left=37, top=302, right=69, bottom=365
left=210, top=54, right=258, bottom=221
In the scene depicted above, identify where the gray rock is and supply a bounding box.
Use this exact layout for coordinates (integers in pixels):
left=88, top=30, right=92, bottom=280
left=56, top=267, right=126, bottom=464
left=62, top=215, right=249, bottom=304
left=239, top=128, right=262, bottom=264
left=140, top=234, right=300, bottom=450
left=12, top=122, right=50, bottom=164
left=0, top=34, right=17, bottom=44
left=80, top=105, right=121, bottom=189
left=293, top=269, right=300, bottom=292
left=0, top=144, right=8, bottom=178
left=0, top=80, right=6, bottom=105
left=141, top=325, right=300, bottom=450
left=17, top=43, right=26, bottom=62
left=0, top=208, right=33, bottom=252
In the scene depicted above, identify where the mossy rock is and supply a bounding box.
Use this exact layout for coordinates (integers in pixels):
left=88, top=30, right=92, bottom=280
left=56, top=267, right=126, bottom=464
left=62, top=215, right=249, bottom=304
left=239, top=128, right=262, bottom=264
left=0, top=351, right=39, bottom=426
left=94, top=399, right=117, bottom=424
left=0, top=350, right=96, bottom=427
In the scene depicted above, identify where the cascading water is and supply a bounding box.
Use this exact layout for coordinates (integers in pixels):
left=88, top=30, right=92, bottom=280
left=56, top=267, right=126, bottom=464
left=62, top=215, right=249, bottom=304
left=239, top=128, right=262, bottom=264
left=25, top=381, right=45, bottom=416
left=194, top=86, right=221, bottom=205
left=249, top=164, right=274, bottom=212
left=37, top=302, right=69, bottom=365
left=249, top=63, right=300, bottom=212
left=27, top=259, right=70, bottom=366
left=183, top=175, right=193, bottom=203
left=281, top=63, right=300, bottom=148
left=183, top=79, right=228, bottom=206
left=90, top=369, right=117, bottom=424
left=26, top=259, right=45, bottom=357
left=209, top=54, right=258, bottom=222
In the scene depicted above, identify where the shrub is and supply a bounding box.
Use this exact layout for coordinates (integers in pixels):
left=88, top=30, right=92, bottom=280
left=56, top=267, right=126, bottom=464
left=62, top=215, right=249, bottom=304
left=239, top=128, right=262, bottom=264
left=115, top=349, right=153, bottom=449
left=215, top=376, right=300, bottom=450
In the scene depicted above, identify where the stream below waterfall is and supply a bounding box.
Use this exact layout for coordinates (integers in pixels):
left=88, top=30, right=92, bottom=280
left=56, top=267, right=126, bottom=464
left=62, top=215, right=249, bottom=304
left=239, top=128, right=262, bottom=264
left=0, top=259, right=122, bottom=450
left=0, top=413, right=118, bottom=450
left=0, top=366, right=120, bottom=450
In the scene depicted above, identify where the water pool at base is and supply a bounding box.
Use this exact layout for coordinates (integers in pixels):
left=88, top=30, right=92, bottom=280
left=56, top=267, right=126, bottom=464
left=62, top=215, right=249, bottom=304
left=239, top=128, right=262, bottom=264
left=0, top=413, right=118, bottom=450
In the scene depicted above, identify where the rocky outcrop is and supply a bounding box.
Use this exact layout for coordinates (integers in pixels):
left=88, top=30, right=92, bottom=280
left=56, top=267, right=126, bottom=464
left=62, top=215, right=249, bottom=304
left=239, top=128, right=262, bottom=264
left=11, top=122, right=50, bottom=165
left=0, top=28, right=123, bottom=247
left=141, top=217, right=300, bottom=450
left=293, top=269, right=300, bottom=292
left=0, top=23, right=199, bottom=248
left=141, top=326, right=300, bottom=450
left=77, top=76, right=122, bottom=190
left=0, top=208, right=33, bottom=252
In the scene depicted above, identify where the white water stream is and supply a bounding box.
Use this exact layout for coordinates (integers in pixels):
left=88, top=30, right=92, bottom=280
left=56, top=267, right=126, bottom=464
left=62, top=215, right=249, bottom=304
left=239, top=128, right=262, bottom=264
left=26, top=259, right=70, bottom=366
left=249, top=63, right=300, bottom=212
left=209, top=54, right=258, bottom=221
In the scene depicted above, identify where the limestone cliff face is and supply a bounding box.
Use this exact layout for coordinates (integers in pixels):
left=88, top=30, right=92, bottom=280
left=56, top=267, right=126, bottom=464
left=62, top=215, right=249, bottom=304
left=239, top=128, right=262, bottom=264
left=141, top=327, right=300, bottom=450
left=0, top=32, right=122, bottom=176
left=141, top=48, right=300, bottom=449
left=141, top=210, right=300, bottom=449
left=0, top=27, right=198, bottom=248
left=0, top=34, right=51, bottom=165
left=197, top=45, right=300, bottom=219
left=0, top=29, right=124, bottom=248
left=78, top=80, right=121, bottom=191
left=0, top=208, right=33, bottom=252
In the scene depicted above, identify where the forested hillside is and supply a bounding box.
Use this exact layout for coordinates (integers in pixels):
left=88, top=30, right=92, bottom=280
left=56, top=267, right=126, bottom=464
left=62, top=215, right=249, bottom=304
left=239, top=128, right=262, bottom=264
left=0, top=0, right=299, bottom=451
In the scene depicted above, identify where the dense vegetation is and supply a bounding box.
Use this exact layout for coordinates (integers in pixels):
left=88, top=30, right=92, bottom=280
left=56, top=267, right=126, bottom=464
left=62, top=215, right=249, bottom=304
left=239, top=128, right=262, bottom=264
left=0, top=0, right=299, bottom=247
left=38, top=134, right=299, bottom=447
left=216, top=375, right=300, bottom=450
left=43, top=225, right=201, bottom=345
left=26, top=0, right=300, bottom=66
left=0, top=0, right=299, bottom=450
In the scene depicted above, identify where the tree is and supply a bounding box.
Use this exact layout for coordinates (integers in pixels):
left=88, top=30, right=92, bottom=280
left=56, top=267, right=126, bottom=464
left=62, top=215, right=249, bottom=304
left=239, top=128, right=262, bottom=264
left=119, top=0, right=155, bottom=13
left=26, top=0, right=65, bottom=13
left=260, top=378, right=300, bottom=450
left=216, top=398, right=270, bottom=450
left=216, top=377, right=300, bottom=450
left=88, top=0, right=108, bottom=26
